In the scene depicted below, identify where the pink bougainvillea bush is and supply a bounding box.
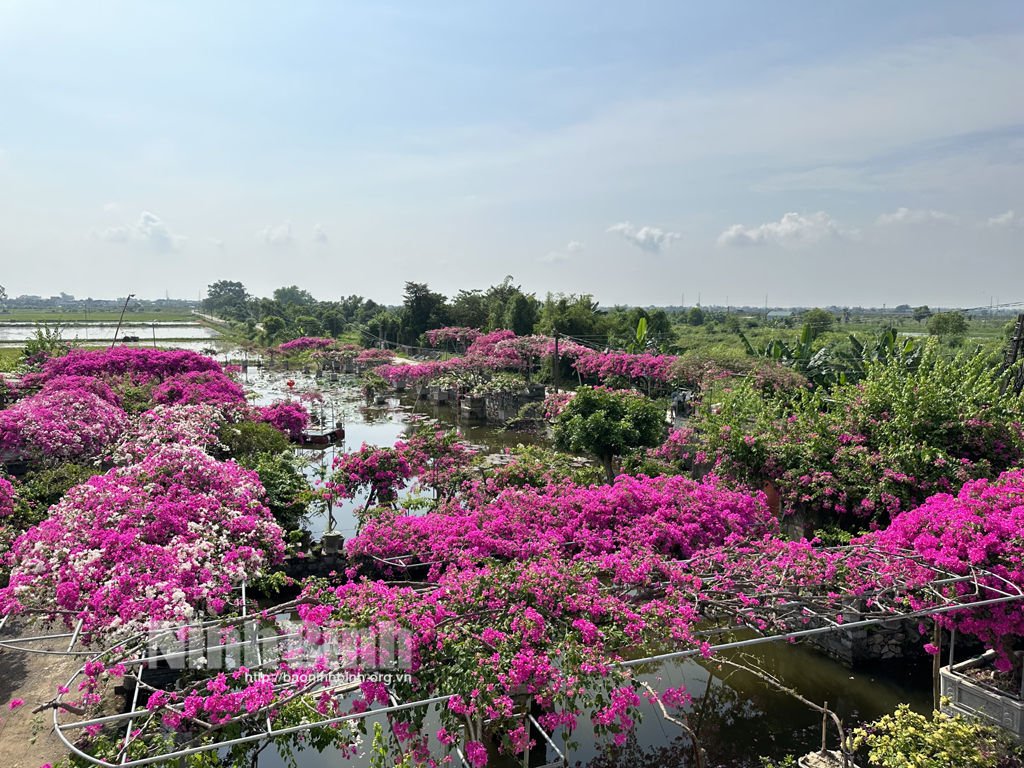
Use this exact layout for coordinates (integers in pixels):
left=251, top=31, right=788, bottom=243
left=354, top=348, right=396, bottom=364
left=112, top=404, right=228, bottom=464
left=151, top=370, right=248, bottom=407
left=37, top=374, right=123, bottom=406
left=0, top=444, right=285, bottom=638
left=348, top=473, right=773, bottom=577
left=859, top=468, right=1024, bottom=670
left=23, top=347, right=221, bottom=386
left=0, top=476, right=15, bottom=518
left=252, top=401, right=310, bottom=441
left=277, top=337, right=337, bottom=354
left=0, top=387, right=129, bottom=464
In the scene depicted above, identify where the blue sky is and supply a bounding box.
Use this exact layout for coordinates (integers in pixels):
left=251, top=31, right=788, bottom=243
left=1, top=1, right=1022, bottom=307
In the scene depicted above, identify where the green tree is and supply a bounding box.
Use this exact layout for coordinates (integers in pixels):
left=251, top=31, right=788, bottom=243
left=503, top=292, right=539, bottom=336
left=262, top=315, right=285, bottom=341
left=203, top=280, right=251, bottom=322
left=448, top=289, right=489, bottom=329
left=401, top=282, right=449, bottom=345
left=927, top=311, right=968, bottom=339
left=553, top=387, right=665, bottom=484
left=913, top=305, right=933, bottom=323
left=273, top=285, right=317, bottom=307
left=536, top=293, right=602, bottom=338
left=687, top=307, right=705, bottom=326
left=802, top=307, right=835, bottom=337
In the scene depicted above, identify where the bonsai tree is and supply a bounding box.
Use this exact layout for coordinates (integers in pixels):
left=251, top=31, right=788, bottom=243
left=553, top=386, right=665, bottom=483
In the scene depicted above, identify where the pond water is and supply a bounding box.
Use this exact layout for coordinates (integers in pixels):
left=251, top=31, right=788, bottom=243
left=0, top=322, right=220, bottom=344
left=238, top=366, right=933, bottom=768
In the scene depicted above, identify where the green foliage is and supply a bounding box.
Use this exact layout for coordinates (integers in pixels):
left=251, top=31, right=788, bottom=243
left=23, top=319, right=73, bottom=359
left=693, top=347, right=1024, bottom=526
left=402, top=281, right=449, bottom=345
left=553, top=387, right=666, bottom=483
left=802, top=307, right=836, bottom=336
left=488, top=445, right=605, bottom=488
left=536, top=292, right=602, bottom=337
left=851, top=704, right=998, bottom=767
left=262, top=314, right=286, bottom=340
left=928, top=311, right=969, bottom=339
left=218, top=420, right=291, bottom=464
left=245, top=452, right=310, bottom=530
left=687, top=306, right=705, bottom=326
left=17, top=463, right=102, bottom=515
left=203, top=280, right=251, bottom=322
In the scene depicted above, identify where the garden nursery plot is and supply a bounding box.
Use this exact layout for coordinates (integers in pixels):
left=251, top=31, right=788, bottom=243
left=1, top=332, right=1024, bottom=768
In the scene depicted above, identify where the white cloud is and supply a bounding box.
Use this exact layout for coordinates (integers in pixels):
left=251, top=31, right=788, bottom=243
left=313, top=223, right=328, bottom=243
left=208, top=237, right=225, bottom=250
left=259, top=222, right=293, bottom=246
left=987, top=210, right=1022, bottom=229
left=876, top=207, right=957, bottom=226
left=538, top=251, right=570, bottom=263
left=91, top=225, right=131, bottom=242
left=566, top=240, right=584, bottom=252
left=607, top=222, right=680, bottom=253
left=717, top=211, right=853, bottom=248
left=89, top=211, right=185, bottom=251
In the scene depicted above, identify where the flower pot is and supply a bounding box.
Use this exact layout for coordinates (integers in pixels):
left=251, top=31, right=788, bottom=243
left=321, top=532, right=344, bottom=555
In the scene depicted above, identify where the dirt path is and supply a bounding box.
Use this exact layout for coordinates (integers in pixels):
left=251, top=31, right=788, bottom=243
left=0, top=640, right=79, bottom=768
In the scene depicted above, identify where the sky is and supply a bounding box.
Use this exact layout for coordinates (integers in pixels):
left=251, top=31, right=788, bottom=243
left=1, top=1, right=1022, bottom=308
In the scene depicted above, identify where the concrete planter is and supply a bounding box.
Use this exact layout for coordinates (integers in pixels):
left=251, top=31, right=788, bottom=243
left=527, top=383, right=546, bottom=400
left=343, top=363, right=355, bottom=374
left=321, top=532, right=344, bottom=555
left=394, top=382, right=406, bottom=392
left=461, top=396, right=487, bottom=420
left=941, top=651, right=1024, bottom=744
left=429, top=387, right=451, bottom=404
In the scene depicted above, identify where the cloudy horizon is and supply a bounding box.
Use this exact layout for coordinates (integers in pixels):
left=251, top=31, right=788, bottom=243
left=1, top=2, right=1022, bottom=307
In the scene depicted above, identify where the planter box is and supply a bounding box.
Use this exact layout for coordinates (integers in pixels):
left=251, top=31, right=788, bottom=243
left=429, top=387, right=451, bottom=403
left=394, top=382, right=406, bottom=392
left=343, top=364, right=355, bottom=374
left=941, top=651, right=1024, bottom=744
left=461, top=396, right=487, bottom=420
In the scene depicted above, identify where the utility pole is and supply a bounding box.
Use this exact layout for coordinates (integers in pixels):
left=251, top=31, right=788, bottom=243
left=553, top=328, right=560, bottom=394
left=110, top=294, right=135, bottom=350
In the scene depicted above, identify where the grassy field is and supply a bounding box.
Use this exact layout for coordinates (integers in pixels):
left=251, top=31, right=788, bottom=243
left=0, top=308, right=198, bottom=323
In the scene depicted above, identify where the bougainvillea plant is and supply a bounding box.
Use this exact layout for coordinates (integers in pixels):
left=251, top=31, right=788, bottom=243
left=0, top=444, right=285, bottom=639
left=0, top=387, right=129, bottom=465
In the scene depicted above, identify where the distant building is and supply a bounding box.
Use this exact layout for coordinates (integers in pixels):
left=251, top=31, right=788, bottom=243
left=767, top=310, right=794, bottom=319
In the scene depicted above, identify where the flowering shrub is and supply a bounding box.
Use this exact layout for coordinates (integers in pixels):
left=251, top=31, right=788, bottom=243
left=112, top=404, right=228, bottom=464
left=860, top=468, right=1024, bottom=671
left=426, top=326, right=481, bottom=347
left=326, top=443, right=414, bottom=508
left=0, top=444, right=285, bottom=638
left=278, top=337, right=336, bottom=354
left=0, top=388, right=129, bottom=464
left=253, top=401, right=310, bottom=440
left=693, top=349, right=1024, bottom=524
left=573, top=351, right=677, bottom=383
left=25, top=347, right=221, bottom=385
left=38, top=374, right=122, bottom=406
left=395, top=430, right=477, bottom=501
left=298, top=556, right=704, bottom=758
left=151, top=370, right=248, bottom=407
left=0, top=476, right=15, bottom=518
left=348, top=473, right=773, bottom=576
left=354, top=348, right=396, bottom=364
